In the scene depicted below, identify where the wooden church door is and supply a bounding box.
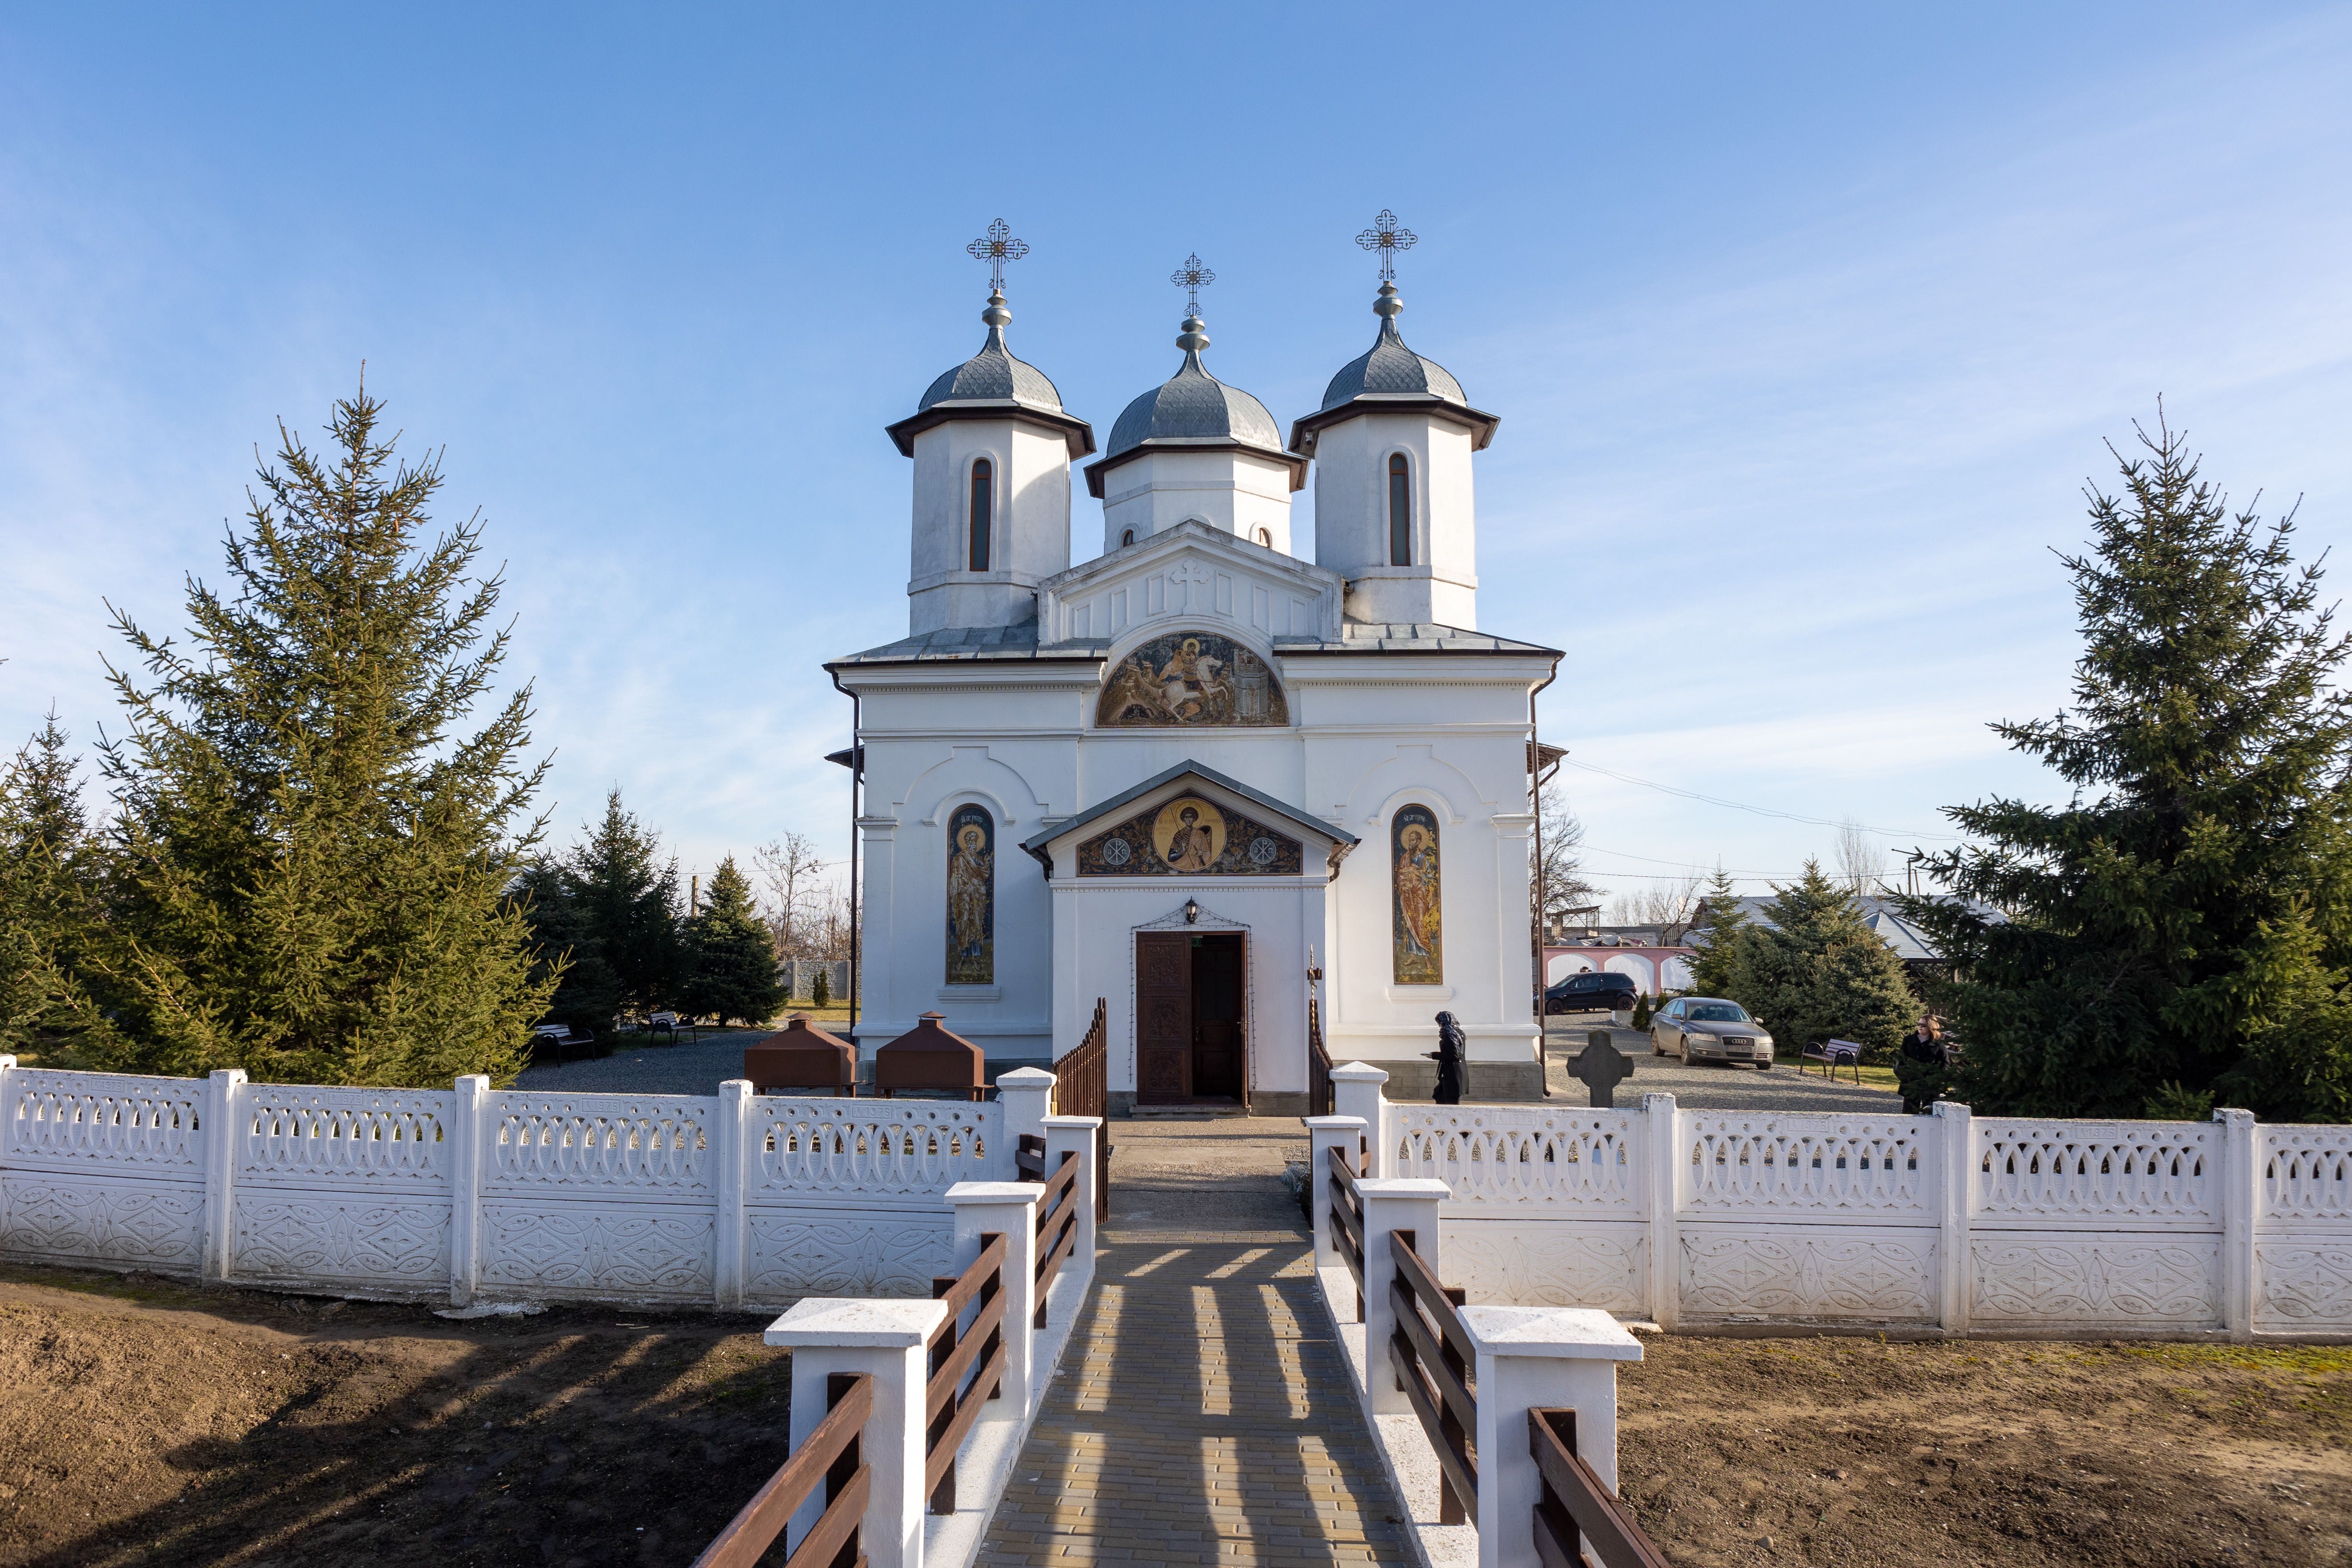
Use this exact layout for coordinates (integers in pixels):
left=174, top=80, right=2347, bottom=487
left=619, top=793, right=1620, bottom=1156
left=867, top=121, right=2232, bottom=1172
left=1136, top=932, right=1192, bottom=1101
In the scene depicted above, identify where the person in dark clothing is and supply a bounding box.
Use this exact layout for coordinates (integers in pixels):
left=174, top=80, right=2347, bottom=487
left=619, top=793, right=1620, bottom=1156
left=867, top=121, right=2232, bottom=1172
left=1897, top=1018, right=1946, bottom=1114
left=1426, top=1012, right=1467, bottom=1105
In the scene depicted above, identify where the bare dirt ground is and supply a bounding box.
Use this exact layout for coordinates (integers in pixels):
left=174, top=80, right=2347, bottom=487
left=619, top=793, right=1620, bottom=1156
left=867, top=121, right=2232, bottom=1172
left=1618, top=1332, right=2352, bottom=1566
left=0, top=1264, right=793, bottom=1568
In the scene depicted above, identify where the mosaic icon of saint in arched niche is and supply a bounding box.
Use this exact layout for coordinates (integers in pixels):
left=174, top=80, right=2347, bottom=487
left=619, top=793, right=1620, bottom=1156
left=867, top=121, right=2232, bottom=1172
left=1152, top=797, right=1228, bottom=874
left=1096, top=632, right=1289, bottom=727
left=945, top=804, right=994, bottom=985
left=1391, top=805, right=1443, bottom=985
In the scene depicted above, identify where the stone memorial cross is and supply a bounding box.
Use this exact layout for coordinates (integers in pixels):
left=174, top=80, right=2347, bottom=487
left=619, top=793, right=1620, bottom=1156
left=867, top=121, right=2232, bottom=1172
left=1571, top=1031, right=1634, bottom=1108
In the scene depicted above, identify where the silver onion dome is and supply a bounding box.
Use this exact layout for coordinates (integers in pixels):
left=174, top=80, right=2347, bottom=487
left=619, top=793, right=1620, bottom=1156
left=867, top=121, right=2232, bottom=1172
left=1084, top=312, right=1305, bottom=498
left=887, top=290, right=1096, bottom=459
left=1288, top=284, right=1498, bottom=457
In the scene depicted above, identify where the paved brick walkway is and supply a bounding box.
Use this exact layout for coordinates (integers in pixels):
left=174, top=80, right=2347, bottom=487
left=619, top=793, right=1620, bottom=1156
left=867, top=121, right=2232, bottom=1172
left=978, top=1120, right=1413, bottom=1567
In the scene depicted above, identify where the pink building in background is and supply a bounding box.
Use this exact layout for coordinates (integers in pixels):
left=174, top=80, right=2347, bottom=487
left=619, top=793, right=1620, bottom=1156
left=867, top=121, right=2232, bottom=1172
left=1544, top=943, right=1695, bottom=997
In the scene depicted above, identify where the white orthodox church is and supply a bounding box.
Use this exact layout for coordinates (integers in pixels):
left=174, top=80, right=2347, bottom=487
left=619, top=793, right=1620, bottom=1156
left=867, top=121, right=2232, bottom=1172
left=829, top=226, right=1560, bottom=1111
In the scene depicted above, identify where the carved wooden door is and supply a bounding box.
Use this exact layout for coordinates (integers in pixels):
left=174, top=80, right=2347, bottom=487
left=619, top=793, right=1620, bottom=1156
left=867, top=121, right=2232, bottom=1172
left=1136, top=932, right=1192, bottom=1102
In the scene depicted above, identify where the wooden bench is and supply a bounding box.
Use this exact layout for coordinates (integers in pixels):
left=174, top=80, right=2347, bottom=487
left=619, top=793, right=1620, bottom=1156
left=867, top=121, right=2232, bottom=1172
left=532, top=1026, right=596, bottom=1065
left=1800, top=1038, right=1863, bottom=1084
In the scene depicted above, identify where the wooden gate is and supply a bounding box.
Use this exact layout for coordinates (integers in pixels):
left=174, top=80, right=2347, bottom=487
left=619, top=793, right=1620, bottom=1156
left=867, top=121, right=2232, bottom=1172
left=1050, top=997, right=1111, bottom=1223
left=1135, top=932, right=1192, bottom=1101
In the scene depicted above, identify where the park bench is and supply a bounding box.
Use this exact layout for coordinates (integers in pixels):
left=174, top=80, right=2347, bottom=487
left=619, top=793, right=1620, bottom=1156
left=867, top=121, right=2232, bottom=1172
left=1801, top=1038, right=1863, bottom=1084
left=532, top=1025, right=596, bottom=1065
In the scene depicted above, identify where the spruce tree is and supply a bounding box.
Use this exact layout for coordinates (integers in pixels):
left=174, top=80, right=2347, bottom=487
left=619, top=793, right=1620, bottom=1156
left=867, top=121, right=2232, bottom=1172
left=1909, top=415, right=2352, bottom=1120
left=1741, top=862, right=1915, bottom=1059
left=567, top=789, right=683, bottom=1020
left=1685, top=865, right=1753, bottom=1000
left=0, top=712, right=114, bottom=1060
left=683, top=855, right=785, bottom=1026
left=90, top=387, right=555, bottom=1086
left=511, top=855, right=608, bottom=1039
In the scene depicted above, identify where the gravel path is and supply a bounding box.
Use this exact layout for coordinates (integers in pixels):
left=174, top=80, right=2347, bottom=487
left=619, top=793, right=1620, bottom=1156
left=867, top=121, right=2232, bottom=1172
left=512, top=1031, right=766, bottom=1096
left=1540, top=1023, right=1900, bottom=1113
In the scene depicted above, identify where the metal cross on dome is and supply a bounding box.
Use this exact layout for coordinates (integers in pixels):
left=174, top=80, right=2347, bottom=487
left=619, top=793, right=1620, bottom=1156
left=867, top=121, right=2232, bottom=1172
left=1170, top=252, right=1215, bottom=313
left=1355, top=209, right=1417, bottom=283
left=966, top=219, right=1029, bottom=292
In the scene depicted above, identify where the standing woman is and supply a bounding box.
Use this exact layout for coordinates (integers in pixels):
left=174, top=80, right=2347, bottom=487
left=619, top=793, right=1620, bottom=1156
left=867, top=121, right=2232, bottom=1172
left=1427, top=1011, right=1467, bottom=1105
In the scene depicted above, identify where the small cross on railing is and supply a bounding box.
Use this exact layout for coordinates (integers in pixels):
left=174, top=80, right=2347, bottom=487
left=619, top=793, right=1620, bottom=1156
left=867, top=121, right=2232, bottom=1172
left=1170, top=252, right=1215, bottom=313
left=966, top=219, right=1030, bottom=292
left=1355, top=209, right=1417, bottom=283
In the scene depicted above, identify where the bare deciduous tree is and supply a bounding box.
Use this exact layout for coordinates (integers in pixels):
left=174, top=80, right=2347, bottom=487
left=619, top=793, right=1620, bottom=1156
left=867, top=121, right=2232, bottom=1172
left=1534, top=782, right=1603, bottom=939
left=754, top=833, right=831, bottom=957
left=1834, top=817, right=1887, bottom=897
left=1604, top=875, right=1705, bottom=943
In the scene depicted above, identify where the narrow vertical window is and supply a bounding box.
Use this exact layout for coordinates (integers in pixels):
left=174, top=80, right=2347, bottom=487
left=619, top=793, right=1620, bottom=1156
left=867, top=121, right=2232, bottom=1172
left=1388, top=453, right=1411, bottom=566
left=969, top=458, right=993, bottom=571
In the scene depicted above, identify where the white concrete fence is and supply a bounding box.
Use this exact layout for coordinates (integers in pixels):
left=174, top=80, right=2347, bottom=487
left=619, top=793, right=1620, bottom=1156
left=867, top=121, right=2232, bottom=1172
left=0, top=1056, right=1057, bottom=1309
left=1321, top=1061, right=2352, bottom=1340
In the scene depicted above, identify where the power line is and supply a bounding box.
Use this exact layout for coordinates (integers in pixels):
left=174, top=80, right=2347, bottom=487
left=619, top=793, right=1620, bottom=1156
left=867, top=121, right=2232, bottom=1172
left=1558, top=757, right=1966, bottom=841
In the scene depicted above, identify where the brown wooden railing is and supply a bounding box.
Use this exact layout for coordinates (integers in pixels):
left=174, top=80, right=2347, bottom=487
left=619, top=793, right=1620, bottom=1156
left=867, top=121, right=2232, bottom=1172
left=690, top=1372, right=872, bottom=1568
left=1014, top=1132, right=1046, bottom=1182
left=1388, top=1229, right=1475, bottom=1526
left=1328, top=1143, right=1366, bottom=1323
left=1308, top=997, right=1333, bottom=1118
left=923, top=1232, right=1009, bottom=1516
left=1033, top=1149, right=1080, bottom=1329
left=1529, top=1408, right=1672, bottom=1568
left=1050, top=998, right=1111, bottom=1223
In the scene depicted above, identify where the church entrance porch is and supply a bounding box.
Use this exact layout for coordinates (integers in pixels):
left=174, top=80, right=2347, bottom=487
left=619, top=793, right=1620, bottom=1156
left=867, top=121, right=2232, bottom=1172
left=1134, top=930, right=1248, bottom=1105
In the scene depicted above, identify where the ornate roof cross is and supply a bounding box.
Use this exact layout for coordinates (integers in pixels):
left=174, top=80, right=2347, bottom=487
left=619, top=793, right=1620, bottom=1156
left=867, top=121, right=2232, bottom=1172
left=1355, top=209, right=1417, bottom=283
left=966, top=219, right=1029, bottom=292
left=1170, top=252, right=1216, bottom=314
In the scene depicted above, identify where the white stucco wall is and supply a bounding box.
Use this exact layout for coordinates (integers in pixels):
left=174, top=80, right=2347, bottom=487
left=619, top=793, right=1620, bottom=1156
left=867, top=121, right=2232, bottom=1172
left=907, top=419, right=1074, bottom=633
left=1096, top=448, right=1296, bottom=556
left=1309, top=411, right=1479, bottom=629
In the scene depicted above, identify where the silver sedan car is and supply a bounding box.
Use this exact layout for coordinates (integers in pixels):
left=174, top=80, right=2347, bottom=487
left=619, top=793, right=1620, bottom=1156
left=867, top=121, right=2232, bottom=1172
left=1651, top=997, right=1775, bottom=1069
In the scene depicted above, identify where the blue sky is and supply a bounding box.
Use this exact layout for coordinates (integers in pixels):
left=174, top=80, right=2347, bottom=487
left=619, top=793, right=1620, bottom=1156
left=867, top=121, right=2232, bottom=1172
left=4, top=4, right=2348, bottom=907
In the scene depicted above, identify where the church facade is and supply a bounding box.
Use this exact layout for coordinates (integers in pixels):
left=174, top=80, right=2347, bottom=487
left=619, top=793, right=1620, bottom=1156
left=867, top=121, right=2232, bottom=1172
left=829, top=234, right=1560, bottom=1111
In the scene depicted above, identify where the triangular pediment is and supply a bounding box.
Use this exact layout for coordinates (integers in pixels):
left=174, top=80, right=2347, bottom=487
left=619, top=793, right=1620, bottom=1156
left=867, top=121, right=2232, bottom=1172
left=1035, top=521, right=1342, bottom=648
left=1020, top=761, right=1359, bottom=878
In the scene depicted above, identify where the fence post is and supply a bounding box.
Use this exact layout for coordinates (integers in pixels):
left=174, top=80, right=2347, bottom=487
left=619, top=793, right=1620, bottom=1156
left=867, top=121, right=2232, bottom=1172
left=716, top=1079, right=751, bottom=1310
left=1040, top=1115, right=1101, bottom=1298
left=1356, top=1179, right=1451, bottom=1417
left=1304, top=1115, right=1368, bottom=1272
left=1641, top=1092, right=1678, bottom=1330
left=945, top=1182, right=1043, bottom=1414
left=996, top=1067, right=1056, bottom=1148
left=2216, top=1107, right=2259, bottom=1342
left=200, top=1068, right=247, bottom=1283
left=1932, top=1099, right=1973, bottom=1336
left=1462, top=1305, right=1644, bottom=1568
left=767, top=1297, right=950, bottom=1568
left=1331, top=1063, right=1390, bottom=1176
left=448, top=1074, right=489, bottom=1307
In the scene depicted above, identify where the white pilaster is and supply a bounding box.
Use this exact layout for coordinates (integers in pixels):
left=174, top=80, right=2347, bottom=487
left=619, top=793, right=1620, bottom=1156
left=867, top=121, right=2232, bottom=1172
left=945, top=1181, right=1044, bottom=1415
left=1460, top=1305, right=1643, bottom=1568
left=201, top=1068, right=247, bottom=1282
left=1642, top=1093, right=1678, bottom=1330
left=1932, top=1099, right=1973, bottom=1335
left=2216, top=1106, right=2259, bottom=1342
left=767, top=1297, right=950, bottom=1568
left=1331, top=1062, right=1390, bottom=1177
left=1356, top=1177, right=1451, bottom=1417
left=1040, top=1115, right=1101, bottom=1292
left=995, top=1068, right=1055, bottom=1149
left=448, top=1074, right=489, bottom=1307
left=716, top=1079, right=751, bottom=1310
left=1304, top=1115, right=1368, bottom=1271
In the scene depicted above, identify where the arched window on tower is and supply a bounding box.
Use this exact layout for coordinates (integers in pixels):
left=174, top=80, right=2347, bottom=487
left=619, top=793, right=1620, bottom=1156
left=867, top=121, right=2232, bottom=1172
left=1120, top=528, right=1135, bottom=547
left=1254, top=526, right=1272, bottom=547
left=969, top=458, right=993, bottom=572
left=1388, top=453, right=1411, bottom=567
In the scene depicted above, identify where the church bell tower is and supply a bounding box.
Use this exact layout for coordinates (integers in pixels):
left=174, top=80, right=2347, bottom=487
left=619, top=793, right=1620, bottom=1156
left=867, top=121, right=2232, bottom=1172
left=885, top=221, right=1096, bottom=635
left=1288, top=212, right=1498, bottom=629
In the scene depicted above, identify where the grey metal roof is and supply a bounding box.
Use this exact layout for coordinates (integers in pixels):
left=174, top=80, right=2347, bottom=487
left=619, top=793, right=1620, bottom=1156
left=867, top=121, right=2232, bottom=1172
left=1104, top=350, right=1285, bottom=460
left=1318, top=317, right=1469, bottom=410
left=827, top=619, right=1111, bottom=668
left=1274, top=621, right=1562, bottom=657
left=1018, top=759, right=1359, bottom=867
left=916, top=326, right=1067, bottom=415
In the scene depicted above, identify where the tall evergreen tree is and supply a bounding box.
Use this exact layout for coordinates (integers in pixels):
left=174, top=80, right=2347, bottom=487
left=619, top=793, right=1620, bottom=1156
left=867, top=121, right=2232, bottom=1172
left=1685, top=865, right=1753, bottom=1000
left=567, top=789, right=683, bottom=1020
left=510, top=855, right=606, bottom=1039
left=0, top=711, right=113, bottom=1059
left=89, top=387, right=554, bottom=1086
left=1909, top=416, right=2352, bottom=1120
left=683, top=855, right=784, bottom=1026
left=1739, top=862, right=1916, bottom=1061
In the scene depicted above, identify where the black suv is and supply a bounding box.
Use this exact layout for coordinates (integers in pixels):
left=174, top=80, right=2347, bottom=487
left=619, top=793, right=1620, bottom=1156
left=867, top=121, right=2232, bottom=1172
left=1544, top=972, right=1639, bottom=1015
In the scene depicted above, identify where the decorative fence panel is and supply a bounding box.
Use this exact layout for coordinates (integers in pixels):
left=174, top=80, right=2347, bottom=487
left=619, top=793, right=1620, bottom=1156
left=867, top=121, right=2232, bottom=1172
left=1364, top=1083, right=2352, bottom=1342
left=0, top=1059, right=1010, bottom=1310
